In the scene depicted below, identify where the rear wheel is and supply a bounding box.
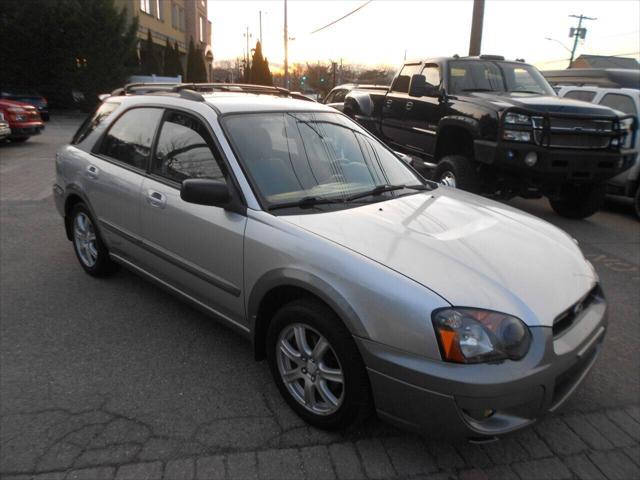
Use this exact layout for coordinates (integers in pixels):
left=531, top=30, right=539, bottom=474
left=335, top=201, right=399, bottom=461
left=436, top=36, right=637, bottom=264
left=266, top=298, right=372, bottom=430
left=70, top=203, right=117, bottom=276
left=434, top=155, right=479, bottom=193
left=548, top=183, right=606, bottom=219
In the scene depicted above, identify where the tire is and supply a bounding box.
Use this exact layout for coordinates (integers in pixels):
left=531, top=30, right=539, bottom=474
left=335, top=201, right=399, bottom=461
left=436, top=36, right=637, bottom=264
left=70, top=203, right=117, bottom=276
left=434, top=154, right=479, bottom=193
left=548, top=183, right=606, bottom=219
left=10, top=137, right=29, bottom=143
left=266, top=298, right=372, bottom=431
left=634, top=185, right=640, bottom=220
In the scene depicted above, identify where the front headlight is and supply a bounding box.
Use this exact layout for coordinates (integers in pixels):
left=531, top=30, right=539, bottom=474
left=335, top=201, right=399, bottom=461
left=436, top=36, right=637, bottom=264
left=504, top=112, right=532, bottom=125
left=503, top=129, right=531, bottom=142
left=432, top=308, right=531, bottom=364
left=7, top=107, right=26, bottom=113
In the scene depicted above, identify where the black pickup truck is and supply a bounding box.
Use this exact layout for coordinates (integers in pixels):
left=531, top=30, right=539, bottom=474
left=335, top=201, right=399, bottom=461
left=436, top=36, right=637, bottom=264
left=344, top=55, right=636, bottom=218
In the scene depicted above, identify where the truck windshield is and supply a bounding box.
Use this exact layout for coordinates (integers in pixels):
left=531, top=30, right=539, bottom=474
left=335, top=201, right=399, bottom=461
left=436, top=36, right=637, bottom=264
left=222, top=111, right=425, bottom=210
left=448, top=61, right=555, bottom=96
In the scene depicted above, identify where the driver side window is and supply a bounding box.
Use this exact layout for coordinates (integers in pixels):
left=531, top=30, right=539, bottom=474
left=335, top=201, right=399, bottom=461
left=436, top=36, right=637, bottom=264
left=151, top=111, right=226, bottom=184
left=422, top=65, right=440, bottom=87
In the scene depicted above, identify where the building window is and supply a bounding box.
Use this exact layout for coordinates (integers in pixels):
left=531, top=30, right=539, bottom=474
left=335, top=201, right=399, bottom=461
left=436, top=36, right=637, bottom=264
left=171, top=3, right=184, bottom=31
left=199, top=16, right=205, bottom=42
left=155, top=0, right=163, bottom=20
left=140, top=0, right=151, bottom=14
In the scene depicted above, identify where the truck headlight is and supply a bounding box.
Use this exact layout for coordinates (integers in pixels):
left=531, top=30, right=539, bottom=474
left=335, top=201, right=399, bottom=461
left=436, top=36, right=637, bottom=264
left=432, top=308, right=531, bottom=363
left=503, top=130, right=531, bottom=142
left=504, top=112, right=532, bottom=125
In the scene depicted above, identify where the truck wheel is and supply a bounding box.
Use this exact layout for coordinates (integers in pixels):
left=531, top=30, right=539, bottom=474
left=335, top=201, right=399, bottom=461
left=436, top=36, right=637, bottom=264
left=634, top=185, right=640, bottom=220
left=434, top=155, right=479, bottom=193
left=548, top=183, right=606, bottom=219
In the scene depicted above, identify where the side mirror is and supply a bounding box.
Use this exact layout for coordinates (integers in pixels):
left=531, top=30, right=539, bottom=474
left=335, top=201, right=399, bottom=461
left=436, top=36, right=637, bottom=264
left=180, top=179, right=230, bottom=207
left=409, top=74, right=426, bottom=97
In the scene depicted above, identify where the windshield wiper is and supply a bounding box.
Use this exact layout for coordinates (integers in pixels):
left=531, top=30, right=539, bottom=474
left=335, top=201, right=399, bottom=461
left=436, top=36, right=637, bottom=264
left=268, top=196, right=344, bottom=211
left=511, top=90, right=543, bottom=94
left=345, top=183, right=427, bottom=202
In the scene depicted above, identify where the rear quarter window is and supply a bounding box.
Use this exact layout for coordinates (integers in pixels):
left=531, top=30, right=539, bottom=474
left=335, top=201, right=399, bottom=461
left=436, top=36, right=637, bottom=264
left=599, top=93, right=637, bottom=116
left=71, top=102, right=120, bottom=145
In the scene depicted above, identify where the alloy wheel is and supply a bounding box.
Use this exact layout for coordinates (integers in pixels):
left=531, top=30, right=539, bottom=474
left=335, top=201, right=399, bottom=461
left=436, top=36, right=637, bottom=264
left=276, top=323, right=344, bottom=416
left=73, top=212, right=98, bottom=267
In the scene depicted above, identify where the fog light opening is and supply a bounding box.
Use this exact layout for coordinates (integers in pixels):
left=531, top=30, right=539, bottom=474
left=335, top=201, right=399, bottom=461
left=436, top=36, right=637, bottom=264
left=463, top=408, right=496, bottom=421
left=506, top=150, right=515, bottom=161
left=524, top=152, right=538, bottom=167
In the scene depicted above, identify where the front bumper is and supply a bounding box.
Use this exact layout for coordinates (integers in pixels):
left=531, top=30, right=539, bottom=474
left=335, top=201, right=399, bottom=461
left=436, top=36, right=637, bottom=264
left=357, top=292, right=607, bottom=439
left=474, top=139, right=635, bottom=185
left=9, top=122, right=44, bottom=138
left=0, top=124, right=11, bottom=139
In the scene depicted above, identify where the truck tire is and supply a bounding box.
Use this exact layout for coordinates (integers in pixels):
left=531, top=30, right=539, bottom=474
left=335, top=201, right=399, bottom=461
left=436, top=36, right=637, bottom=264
left=548, top=183, right=606, bottom=219
left=434, top=155, right=479, bottom=193
left=634, top=184, right=640, bottom=220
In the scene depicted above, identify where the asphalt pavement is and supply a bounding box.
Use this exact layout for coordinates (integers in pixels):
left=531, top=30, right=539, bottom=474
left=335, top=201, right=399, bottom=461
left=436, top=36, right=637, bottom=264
left=1, top=115, right=639, bottom=480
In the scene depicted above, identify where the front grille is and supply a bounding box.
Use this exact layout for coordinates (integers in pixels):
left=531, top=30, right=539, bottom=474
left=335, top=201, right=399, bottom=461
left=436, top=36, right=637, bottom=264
left=553, top=285, right=600, bottom=338
left=547, top=134, right=611, bottom=149
left=531, top=115, right=618, bottom=150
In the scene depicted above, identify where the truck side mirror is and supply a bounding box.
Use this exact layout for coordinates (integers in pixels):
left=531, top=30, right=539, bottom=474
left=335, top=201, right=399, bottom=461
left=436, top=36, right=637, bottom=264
left=409, top=75, right=426, bottom=97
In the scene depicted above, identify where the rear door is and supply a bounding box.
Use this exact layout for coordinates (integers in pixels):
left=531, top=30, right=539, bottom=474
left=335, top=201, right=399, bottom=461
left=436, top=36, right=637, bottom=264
left=381, top=63, right=421, bottom=148
left=89, top=107, right=163, bottom=259
left=139, top=109, right=247, bottom=328
left=403, top=63, right=443, bottom=157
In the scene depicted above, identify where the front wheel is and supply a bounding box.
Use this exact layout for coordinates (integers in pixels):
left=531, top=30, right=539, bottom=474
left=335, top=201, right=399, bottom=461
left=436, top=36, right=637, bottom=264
left=433, top=155, right=479, bottom=193
left=548, top=183, right=606, bottom=219
left=266, top=298, right=372, bottom=430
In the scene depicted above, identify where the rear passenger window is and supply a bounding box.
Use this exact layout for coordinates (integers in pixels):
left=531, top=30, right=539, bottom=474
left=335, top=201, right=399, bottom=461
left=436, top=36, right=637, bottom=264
left=98, top=108, right=163, bottom=170
left=564, top=90, right=597, bottom=102
left=151, top=111, right=226, bottom=184
left=72, top=101, right=119, bottom=145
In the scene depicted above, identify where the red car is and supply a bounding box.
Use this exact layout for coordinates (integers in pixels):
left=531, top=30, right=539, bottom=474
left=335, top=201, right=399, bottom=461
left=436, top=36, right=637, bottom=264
left=0, top=99, right=44, bottom=142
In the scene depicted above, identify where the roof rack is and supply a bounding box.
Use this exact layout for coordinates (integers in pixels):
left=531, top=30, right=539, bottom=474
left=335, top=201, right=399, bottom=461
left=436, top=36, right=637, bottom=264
left=108, top=82, right=293, bottom=101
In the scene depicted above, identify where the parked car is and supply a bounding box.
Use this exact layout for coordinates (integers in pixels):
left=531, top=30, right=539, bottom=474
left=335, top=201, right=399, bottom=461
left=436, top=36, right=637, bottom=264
left=555, top=86, right=639, bottom=217
left=0, top=88, right=49, bottom=120
left=542, top=68, right=640, bottom=90
left=344, top=55, right=636, bottom=218
left=0, top=112, right=11, bottom=141
left=323, top=84, right=388, bottom=112
left=54, top=84, right=606, bottom=440
left=0, top=99, right=44, bottom=142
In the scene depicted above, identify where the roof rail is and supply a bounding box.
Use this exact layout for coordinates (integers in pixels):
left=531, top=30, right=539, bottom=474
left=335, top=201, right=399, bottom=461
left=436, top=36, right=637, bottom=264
left=107, top=82, right=296, bottom=102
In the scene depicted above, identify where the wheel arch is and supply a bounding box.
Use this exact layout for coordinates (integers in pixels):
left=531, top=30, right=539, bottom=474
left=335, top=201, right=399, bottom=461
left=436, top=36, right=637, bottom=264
left=248, top=269, right=365, bottom=360
left=435, top=117, right=479, bottom=161
left=63, top=185, right=98, bottom=241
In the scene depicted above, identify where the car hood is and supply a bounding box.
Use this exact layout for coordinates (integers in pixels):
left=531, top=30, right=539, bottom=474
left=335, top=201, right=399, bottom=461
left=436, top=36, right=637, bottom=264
left=281, top=189, right=596, bottom=327
left=469, top=92, right=618, bottom=117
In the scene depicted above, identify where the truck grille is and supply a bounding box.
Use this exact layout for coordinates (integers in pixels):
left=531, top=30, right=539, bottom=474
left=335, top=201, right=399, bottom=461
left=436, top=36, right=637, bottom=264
left=532, top=116, right=617, bottom=150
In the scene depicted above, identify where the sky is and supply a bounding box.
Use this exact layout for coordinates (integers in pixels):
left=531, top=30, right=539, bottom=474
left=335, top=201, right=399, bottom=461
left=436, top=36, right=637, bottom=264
left=207, top=0, right=640, bottom=72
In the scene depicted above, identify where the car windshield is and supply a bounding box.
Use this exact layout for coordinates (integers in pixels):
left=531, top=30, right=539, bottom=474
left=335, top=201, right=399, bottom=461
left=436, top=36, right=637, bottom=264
left=448, top=61, right=555, bottom=96
left=222, top=111, right=425, bottom=209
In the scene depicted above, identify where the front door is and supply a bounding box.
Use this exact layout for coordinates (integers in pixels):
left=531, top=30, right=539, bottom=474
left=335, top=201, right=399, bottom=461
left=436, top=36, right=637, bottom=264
left=381, top=63, right=422, bottom=149
left=404, top=64, right=443, bottom=158
left=139, top=109, right=247, bottom=328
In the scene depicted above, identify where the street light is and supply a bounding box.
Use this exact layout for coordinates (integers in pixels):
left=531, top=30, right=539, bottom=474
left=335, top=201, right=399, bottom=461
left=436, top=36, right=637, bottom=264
left=544, top=37, right=572, bottom=53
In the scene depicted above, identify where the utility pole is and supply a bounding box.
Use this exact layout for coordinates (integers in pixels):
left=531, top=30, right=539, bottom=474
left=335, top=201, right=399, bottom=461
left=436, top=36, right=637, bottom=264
left=568, top=14, right=596, bottom=68
left=284, top=0, right=289, bottom=89
left=468, top=0, right=485, bottom=56
left=244, top=26, right=252, bottom=78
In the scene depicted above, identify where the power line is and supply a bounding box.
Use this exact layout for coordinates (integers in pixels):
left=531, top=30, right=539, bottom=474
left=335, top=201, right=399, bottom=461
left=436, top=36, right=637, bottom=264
left=310, top=1, right=372, bottom=35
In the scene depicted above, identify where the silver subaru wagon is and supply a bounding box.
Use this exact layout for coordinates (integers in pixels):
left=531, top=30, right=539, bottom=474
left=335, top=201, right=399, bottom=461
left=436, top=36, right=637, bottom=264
left=54, top=85, right=607, bottom=440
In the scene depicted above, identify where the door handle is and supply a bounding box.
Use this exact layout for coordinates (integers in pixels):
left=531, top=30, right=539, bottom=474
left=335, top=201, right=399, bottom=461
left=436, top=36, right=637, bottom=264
left=405, top=101, right=414, bottom=110
left=85, top=165, right=99, bottom=179
left=146, top=190, right=166, bottom=208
